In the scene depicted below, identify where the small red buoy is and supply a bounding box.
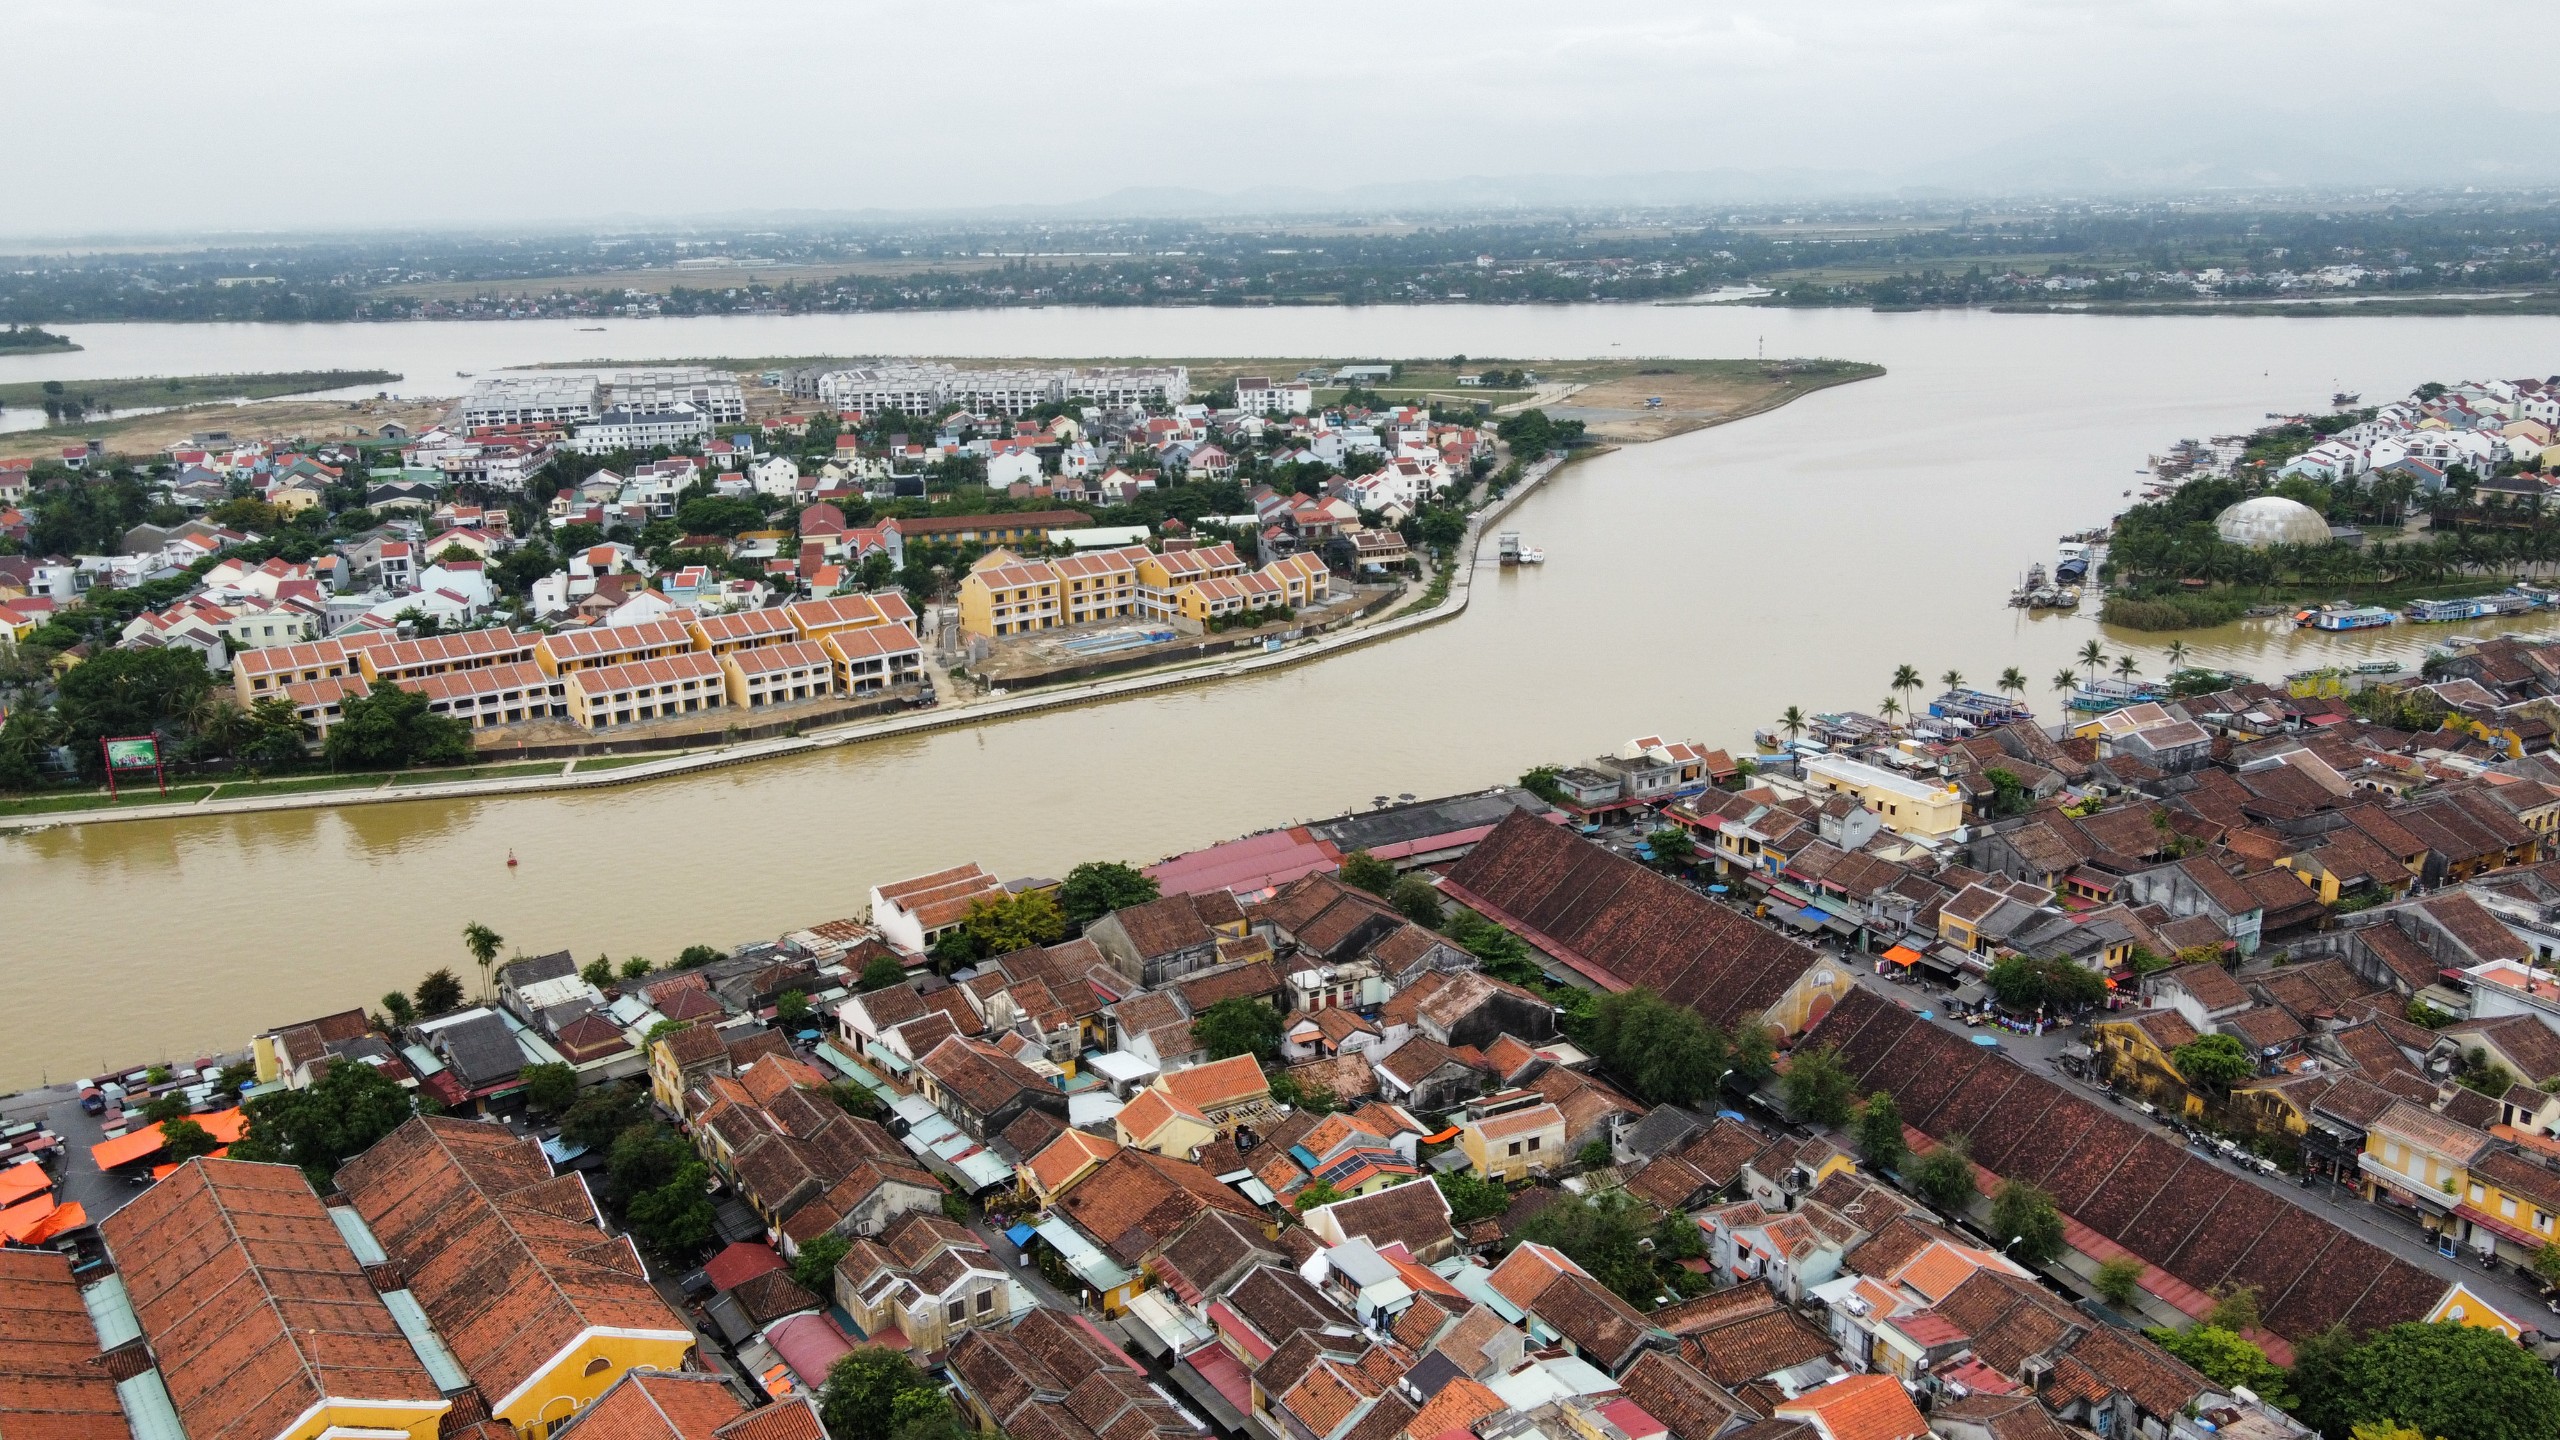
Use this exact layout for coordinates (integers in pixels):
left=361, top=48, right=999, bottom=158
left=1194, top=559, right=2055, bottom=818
left=506, top=849, right=518, bottom=868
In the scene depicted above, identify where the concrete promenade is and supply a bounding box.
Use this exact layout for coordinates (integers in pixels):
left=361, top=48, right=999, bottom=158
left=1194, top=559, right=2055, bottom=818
left=1, top=454, right=1571, bottom=833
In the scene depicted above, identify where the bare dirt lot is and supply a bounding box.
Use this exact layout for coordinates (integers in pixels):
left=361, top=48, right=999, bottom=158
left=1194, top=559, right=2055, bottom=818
left=0, top=396, right=454, bottom=462
left=1537, top=360, right=1883, bottom=443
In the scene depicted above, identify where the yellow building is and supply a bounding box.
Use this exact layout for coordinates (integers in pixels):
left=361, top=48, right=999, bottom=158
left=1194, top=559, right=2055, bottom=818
left=956, top=552, right=1062, bottom=638
left=1136, top=542, right=1248, bottom=617
left=337, top=1117, right=695, bottom=1438
left=724, top=640, right=836, bottom=708
left=689, top=605, right=799, bottom=656
left=233, top=635, right=364, bottom=707
left=2430, top=1281, right=2528, bottom=1339
left=533, top=618, right=692, bottom=677
left=785, top=591, right=919, bottom=643
left=1456, top=1101, right=1567, bottom=1181
left=1802, top=755, right=1966, bottom=838
left=1114, top=1088, right=1220, bottom=1158
left=823, top=624, right=924, bottom=693
left=100, top=1158, right=452, bottom=1440
left=2455, top=1148, right=2560, bottom=1271
left=2088, top=1011, right=2209, bottom=1118
left=2361, top=1099, right=2492, bottom=1222
left=1262, top=552, right=1331, bottom=606
left=565, top=650, right=726, bottom=729
left=361, top=625, right=539, bottom=684
left=1052, top=545, right=1148, bottom=624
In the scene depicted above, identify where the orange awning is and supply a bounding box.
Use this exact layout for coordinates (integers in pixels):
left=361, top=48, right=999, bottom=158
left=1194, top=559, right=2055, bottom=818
left=0, top=1164, right=49, bottom=1207
left=0, top=1194, right=57, bottom=1241
left=1881, top=945, right=1923, bottom=967
left=89, top=1108, right=251, bottom=1171
left=22, top=1201, right=85, bottom=1243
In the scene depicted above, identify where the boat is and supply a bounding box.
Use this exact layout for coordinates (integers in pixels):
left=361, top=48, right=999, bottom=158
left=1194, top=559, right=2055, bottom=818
left=2296, top=604, right=2395, bottom=632
left=578, top=326, right=606, bottom=332
left=2333, top=391, right=2361, bottom=406
left=1497, top=531, right=1524, bottom=565
left=1516, top=546, right=1545, bottom=564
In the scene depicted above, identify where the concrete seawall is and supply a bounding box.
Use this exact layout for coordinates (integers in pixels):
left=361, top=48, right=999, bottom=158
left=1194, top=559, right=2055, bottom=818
left=1, top=454, right=1575, bottom=832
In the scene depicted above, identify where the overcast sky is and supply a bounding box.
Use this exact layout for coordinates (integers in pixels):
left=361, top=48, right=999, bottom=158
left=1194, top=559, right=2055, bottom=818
left=15, top=0, right=2560, bottom=236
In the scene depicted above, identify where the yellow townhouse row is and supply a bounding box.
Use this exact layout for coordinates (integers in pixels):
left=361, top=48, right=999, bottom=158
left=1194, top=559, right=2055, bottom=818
left=238, top=592, right=924, bottom=737
left=954, top=542, right=1330, bottom=639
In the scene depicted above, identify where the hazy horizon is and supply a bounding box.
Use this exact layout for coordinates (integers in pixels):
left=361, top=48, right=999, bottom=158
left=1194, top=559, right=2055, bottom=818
left=12, top=1, right=2560, bottom=240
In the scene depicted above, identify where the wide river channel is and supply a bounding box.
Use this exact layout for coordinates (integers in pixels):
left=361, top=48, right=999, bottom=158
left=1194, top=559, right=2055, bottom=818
left=6, top=304, right=2560, bottom=1087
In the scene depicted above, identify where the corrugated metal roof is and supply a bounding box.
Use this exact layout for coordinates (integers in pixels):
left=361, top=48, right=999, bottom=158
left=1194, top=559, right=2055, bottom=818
left=381, top=1288, right=471, bottom=1392
left=114, top=1371, right=187, bottom=1440
left=81, top=1273, right=141, bottom=1350
left=326, top=1205, right=388, bottom=1265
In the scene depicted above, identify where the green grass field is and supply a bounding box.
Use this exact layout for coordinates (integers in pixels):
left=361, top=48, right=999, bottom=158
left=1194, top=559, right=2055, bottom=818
left=388, top=762, right=563, bottom=786
left=0, top=369, right=399, bottom=416
left=569, top=755, right=666, bottom=773
left=0, top=785, right=217, bottom=817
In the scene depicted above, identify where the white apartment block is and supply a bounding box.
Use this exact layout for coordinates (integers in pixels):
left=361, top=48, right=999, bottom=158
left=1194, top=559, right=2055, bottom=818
left=1069, top=366, right=1188, bottom=411
left=814, top=361, right=1189, bottom=418
left=573, top=404, right=713, bottom=455
left=605, top=367, right=746, bottom=426
left=452, top=373, right=600, bottom=429
left=1235, top=376, right=1312, bottom=416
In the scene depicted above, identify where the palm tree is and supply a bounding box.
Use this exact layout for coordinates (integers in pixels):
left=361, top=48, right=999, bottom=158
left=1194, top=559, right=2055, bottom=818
left=462, top=921, right=505, bottom=1001
left=1878, top=696, right=1903, bottom=724
left=1998, top=666, right=2029, bottom=699
left=2164, top=639, right=2188, bottom=673
left=1941, top=669, right=1965, bottom=694
left=1891, top=664, right=1923, bottom=716
left=2077, top=639, right=2108, bottom=683
left=2113, top=654, right=2141, bottom=683
left=1778, top=705, right=1807, bottom=744
left=2053, top=668, right=2079, bottom=711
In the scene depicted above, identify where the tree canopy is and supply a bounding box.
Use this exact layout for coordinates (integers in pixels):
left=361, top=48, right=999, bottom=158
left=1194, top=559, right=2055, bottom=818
left=1515, top=1184, right=1703, bottom=1311
left=1909, top=1135, right=1978, bottom=1213
left=1586, top=988, right=1728, bottom=1107
left=1338, top=850, right=1397, bottom=895
left=961, top=891, right=1067, bottom=957
left=2146, top=1325, right=2291, bottom=1408
left=1780, top=1044, right=1855, bottom=1126
left=323, top=682, right=471, bottom=771
left=231, top=1056, right=424, bottom=1186
left=1985, top=953, right=2107, bottom=1010
left=1853, top=1091, right=1907, bottom=1172
left=2172, top=1032, right=2256, bottom=1090
left=1058, top=861, right=1160, bottom=925
left=2291, top=1321, right=2560, bottom=1440
left=1989, top=1179, right=2064, bottom=1265
left=1194, top=998, right=1284, bottom=1061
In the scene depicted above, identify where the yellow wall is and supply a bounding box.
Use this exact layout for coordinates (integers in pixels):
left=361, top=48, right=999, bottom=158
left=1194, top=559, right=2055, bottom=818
left=507, top=1330, right=697, bottom=1437
left=281, top=1398, right=447, bottom=1440
left=2431, top=1283, right=2525, bottom=1339
left=1121, top=1109, right=1218, bottom=1158
left=1460, top=1119, right=1563, bottom=1180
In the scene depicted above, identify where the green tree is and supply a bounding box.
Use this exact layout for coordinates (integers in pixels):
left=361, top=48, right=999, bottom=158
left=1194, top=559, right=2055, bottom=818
left=1194, top=998, right=1284, bottom=1061
left=1519, top=766, right=1568, bottom=805
left=1435, top=1169, right=1511, bottom=1224
left=1780, top=1044, right=1856, bottom=1126
left=2172, top=1033, right=2256, bottom=1091
left=1909, top=1135, right=1978, bottom=1213
left=624, top=1159, right=716, bottom=1257
left=1588, top=988, right=1729, bottom=1107
left=1339, top=850, right=1397, bottom=895
left=777, top=990, right=814, bottom=1026
left=520, top=1062, right=578, bottom=1116
left=860, top=954, right=909, bottom=992
left=1985, top=954, right=2106, bottom=1010
left=461, top=921, right=504, bottom=1001
left=1516, top=1183, right=1686, bottom=1310
left=323, top=682, right=471, bottom=770
left=2093, top=1255, right=2147, bottom=1308
left=2533, top=1241, right=2560, bottom=1290
left=1990, top=1179, right=2064, bottom=1265
left=231, top=1056, right=423, bottom=1185
left=1443, top=908, right=1541, bottom=985
left=1645, top=826, right=1697, bottom=869
left=1728, top=1020, right=1776, bottom=1082
left=413, top=967, right=465, bottom=1015
left=2293, top=1321, right=2560, bottom=1440
left=820, top=1348, right=953, bottom=1440
left=1853, top=1091, right=1907, bottom=1172
left=674, top=944, right=724, bottom=969
left=620, top=956, right=653, bottom=980
left=1389, top=875, right=1444, bottom=927
left=1293, top=1180, right=1343, bottom=1212
left=1057, top=861, right=1160, bottom=925
left=158, top=1116, right=220, bottom=1163
left=2148, top=1325, right=2291, bottom=1407
left=961, top=891, right=1067, bottom=957
left=53, top=646, right=215, bottom=780
left=794, top=1232, right=850, bottom=1294
left=380, top=990, right=417, bottom=1027
left=141, top=1092, right=189, bottom=1125
left=580, top=956, right=614, bottom=987
left=826, top=1082, right=883, bottom=1121
left=558, top=1083, right=649, bottom=1152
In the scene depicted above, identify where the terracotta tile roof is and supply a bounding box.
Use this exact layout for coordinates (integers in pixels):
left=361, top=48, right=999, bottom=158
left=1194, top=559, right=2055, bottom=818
left=1028, top=1130, right=1122, bottom=1195
left=2059, top=1325, right=2209, bottom=1422
left=1773, top=1374, right=1929, bottom=1440
left=1102, top=892, right=1239, bottom=962
left=101, top=1158, right=441, bottom=1440
left=713, top=1397, right=827, bottom=1440
left=1054, top=1149, right=1262, bottom=1264
left=1534, top=1270, right=1653, bottom=1371
left=1442, top=813, right=1826, bottom=1032
left=1283, top=1053, right=1380, bottom=1104
left=1308, top=1177, right=1455, bottom=1257
left=1173, top=960, right=1282, bottom=1011
left=0, top=1248, right=130, bottom=1440
left=1687, top=1308, right=1834, bottom=1387
left=1677, top=1118, right=1774, bottom=1188
left=1617, top=1350, right=1748, bottom=1440
left=333, top=1117, right=687, bottom=1406
left=1488, top=1240, right=1585, bottom=1312
left=1156, top=1054, right=1268, bottom=1113
left=916, top=1036, right=1049, bottom=1119
left=555, top=1370, right=748, bottom=1440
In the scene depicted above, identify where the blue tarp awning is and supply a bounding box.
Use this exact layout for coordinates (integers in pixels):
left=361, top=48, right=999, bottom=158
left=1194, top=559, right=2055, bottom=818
left=1006, top=1222, right=1038, bottom=1247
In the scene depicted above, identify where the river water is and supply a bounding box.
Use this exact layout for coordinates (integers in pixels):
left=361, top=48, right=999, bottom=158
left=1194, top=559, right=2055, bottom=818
left=6, top=305, right=2560, bottom=1087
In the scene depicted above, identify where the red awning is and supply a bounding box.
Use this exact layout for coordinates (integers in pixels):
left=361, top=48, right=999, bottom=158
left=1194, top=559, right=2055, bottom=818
left=2456, top=1203, right=2546, bottom=1250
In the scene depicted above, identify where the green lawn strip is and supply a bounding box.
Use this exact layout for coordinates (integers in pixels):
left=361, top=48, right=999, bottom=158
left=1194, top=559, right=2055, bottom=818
left=568, top=754, right=672, bottom=773
left=210, top=772, right=401, bottom=797
left=388, top=761, right=563, bottom=786
left=0, top=785, right=219, bottom=817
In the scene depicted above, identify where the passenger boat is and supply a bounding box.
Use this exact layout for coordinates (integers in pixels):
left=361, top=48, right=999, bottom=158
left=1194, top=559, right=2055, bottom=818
left=2297, top=604, right=2395, bottom=632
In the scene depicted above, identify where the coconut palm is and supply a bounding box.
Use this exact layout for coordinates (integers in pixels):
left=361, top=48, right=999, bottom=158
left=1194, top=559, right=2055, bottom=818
left=1941, top=669, right=1965, bottom=694
left=2077, top=639, right=2108, bottom=683
left=2053, top=668, right=2079, bottom=711
left=1778, top=705, right=1807, bottom=744
left=2165, top=639, right=2189, bottom=672
left=1879, top=696, right=1903, bottom=724
left=1998, top=666, right=2029, bottom=698
left=462, top=921, right=505, bottom=1001
left=1891, top=664, right=1923, bottom=715
left=2113, top=654, right=2141, bottom=682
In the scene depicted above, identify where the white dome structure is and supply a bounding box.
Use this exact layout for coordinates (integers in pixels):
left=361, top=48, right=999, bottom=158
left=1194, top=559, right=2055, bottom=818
left=2214, top=496, right=2332, bottom=550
